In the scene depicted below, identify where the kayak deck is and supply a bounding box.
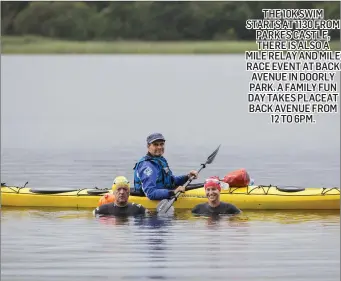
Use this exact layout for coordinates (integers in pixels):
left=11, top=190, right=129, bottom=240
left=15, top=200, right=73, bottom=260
left=1, top=184, right=340, bottom=210
left=187, top=185, right=340, bottom=210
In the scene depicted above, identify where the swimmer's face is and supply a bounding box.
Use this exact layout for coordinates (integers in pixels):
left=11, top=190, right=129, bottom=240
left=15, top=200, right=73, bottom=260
left=205, top=187, right=220, bottom=203
left=114, top=186, right=130, bottom=206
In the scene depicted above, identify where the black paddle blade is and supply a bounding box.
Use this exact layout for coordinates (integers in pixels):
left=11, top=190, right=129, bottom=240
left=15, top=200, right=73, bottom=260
left=206, top=144, right=221, bottom=165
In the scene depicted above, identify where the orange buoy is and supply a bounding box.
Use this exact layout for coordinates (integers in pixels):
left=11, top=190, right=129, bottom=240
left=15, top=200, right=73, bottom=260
left=98, top=193, right=115, bottom=206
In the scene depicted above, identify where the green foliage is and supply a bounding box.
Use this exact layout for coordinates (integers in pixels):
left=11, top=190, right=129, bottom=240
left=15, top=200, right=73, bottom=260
left=2, top=1, right=340, bottom=41
left=12, top=2, right=101, bottom=40
left=1, top=1, right=29, bottom=34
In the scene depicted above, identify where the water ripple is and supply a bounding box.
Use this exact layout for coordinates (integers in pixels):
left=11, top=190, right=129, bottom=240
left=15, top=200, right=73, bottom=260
left=1, top=208, right=340, bottom=281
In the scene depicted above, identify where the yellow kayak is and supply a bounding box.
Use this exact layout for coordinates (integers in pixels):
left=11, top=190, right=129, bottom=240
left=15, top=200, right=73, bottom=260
left=1, top=183, right=339, bottom=210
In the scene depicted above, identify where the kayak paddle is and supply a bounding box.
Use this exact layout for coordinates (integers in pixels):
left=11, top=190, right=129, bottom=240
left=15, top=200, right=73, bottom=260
left=156, top=144, right=221, bottom=214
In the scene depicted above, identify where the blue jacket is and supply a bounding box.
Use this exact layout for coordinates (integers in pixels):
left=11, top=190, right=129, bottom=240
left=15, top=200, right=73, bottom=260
left=133, top=154, right=188, bottom=200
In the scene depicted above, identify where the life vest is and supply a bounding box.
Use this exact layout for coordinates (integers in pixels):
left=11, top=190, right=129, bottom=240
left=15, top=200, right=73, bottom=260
left=133, top=155, right=175, bottom=192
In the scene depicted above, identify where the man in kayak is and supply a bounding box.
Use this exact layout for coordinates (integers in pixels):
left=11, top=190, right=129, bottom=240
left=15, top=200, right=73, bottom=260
left=192, top=177, right=241, bottom=216
left=133, top=133, right=198, bottom=200
left=94, top=176, right=149, bottom=216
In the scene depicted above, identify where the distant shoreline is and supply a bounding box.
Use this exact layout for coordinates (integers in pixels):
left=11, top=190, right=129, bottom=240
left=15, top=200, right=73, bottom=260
left=2, top=36, right=340, bottom=54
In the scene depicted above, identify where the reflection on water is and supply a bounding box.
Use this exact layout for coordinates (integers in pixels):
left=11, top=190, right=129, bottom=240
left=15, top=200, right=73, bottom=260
left=1, top=207, right=340, bottom=281
left=3, top=207, right=339, bottom=224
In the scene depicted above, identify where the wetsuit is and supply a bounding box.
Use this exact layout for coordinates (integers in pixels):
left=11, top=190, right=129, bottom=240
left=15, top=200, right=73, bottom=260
left=192, top=202, right=241, bottom=216
left=94, top=202, right=146, bottom=216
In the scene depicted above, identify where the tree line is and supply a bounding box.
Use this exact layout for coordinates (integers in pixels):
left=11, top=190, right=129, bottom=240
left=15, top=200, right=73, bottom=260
left=1, top=1, right=340, bottom=41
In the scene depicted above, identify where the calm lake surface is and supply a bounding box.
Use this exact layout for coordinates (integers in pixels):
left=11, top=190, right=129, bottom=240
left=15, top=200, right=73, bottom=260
left=1, top=55, right=340, bottom=281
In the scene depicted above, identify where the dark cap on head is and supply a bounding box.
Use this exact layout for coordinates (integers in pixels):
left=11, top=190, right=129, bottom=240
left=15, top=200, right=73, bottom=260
left=147, top=133, right=165, bottom=144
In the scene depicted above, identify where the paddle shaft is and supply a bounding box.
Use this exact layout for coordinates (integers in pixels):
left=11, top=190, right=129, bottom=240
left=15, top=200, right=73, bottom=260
left=157, top=145, right=221, bottom=214
left=161, top=163, right=207, bottom=213
left=173, top=164, right=206, bottom=200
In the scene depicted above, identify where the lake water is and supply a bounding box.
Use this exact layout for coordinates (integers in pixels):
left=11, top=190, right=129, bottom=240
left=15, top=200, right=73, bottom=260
left=1, top=55, right=340, bottom=281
